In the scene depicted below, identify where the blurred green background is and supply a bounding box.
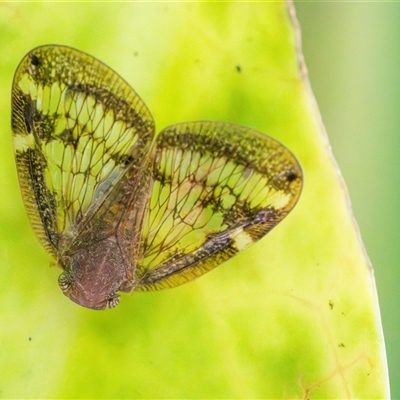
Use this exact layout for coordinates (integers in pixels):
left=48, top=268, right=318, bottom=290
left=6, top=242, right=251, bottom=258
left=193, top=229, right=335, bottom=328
left=296, top=2, right=400, bottom=397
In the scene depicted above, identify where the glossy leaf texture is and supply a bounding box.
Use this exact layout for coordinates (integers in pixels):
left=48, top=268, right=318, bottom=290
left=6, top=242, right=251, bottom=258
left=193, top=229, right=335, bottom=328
left=0, top=1, right=389, bottom=398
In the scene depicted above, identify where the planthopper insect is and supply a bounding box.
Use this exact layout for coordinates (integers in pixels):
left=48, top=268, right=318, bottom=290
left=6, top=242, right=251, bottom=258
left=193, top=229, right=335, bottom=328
left=11, top=45, right=302, bottom=310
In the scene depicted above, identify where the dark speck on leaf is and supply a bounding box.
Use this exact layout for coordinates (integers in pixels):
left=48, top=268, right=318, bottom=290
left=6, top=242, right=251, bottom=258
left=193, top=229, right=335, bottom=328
left=236, top=65, right=242, bottom=73
left=329, top=300, right=334, bottom=309
left=28, top=337, right=32, bottom=341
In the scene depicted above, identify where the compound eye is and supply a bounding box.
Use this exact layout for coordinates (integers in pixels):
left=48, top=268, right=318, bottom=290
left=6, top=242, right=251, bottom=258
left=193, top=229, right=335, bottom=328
left=58, top=272, right=72, bottom=292
left=106, top=295, right=120, bottom=309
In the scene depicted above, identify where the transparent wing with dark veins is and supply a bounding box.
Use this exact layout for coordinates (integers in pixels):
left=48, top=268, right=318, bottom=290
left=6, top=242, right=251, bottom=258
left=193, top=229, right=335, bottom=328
left=11, top=45, right=155, bottom=255
left=136, top=121, right=302, bottom=290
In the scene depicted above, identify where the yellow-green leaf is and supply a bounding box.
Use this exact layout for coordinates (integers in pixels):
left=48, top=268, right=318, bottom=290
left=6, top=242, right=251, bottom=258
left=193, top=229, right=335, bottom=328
left=0, top=2, right=389, bottom=398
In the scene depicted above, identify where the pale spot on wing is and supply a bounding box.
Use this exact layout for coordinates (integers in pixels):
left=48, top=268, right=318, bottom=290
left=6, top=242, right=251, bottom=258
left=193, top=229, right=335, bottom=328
left=17, top=74, right=32, bottom=95
left=237, top=171, right=261, bottom=202
left=49, top=82, right=62, bottom=115
left=195, top=154, right=212, bottom=182
left=72, top=135, right=90, bottom=173
left=231, top=228, right=254, bottom=252
left=107, top=120, right=126, bottom=150
left=71, top=173, right=85, bottom=208
left=221, top=192, right=236, bottom=209
left=41, top=84, right=51, bottom=115
left=36, top=85, right=44, bottom=111
left=103, top=109, right=115, bottom=140
left=90, top=142, right=106, bottom=175
left=92, top=103, right=106, bottom=136
left=179, top=184, right=202, bottom=217
left=206, top=156, right=227, bottom=187
left=114, top=131, right=137, bottom=155
left=13, top=133, right=35, bottom=153
left=270, top=192, right=291, bottom=209
left=250, top=185, right=271, bottom=209
left=54, top=114, right=66, bottom=136
left=226, top=164, right=245, bottom=187
left=78, top=137, right=94, bottom=172
left=62, top=144, right=73, bottom=172
left=98, top=158, right=116, bottom=181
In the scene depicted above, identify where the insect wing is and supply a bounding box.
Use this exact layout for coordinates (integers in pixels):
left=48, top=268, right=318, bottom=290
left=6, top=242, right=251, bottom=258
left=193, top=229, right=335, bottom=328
left=136, top=121, right=302, bottom=290
left=11, top=45, right=155, bottom=255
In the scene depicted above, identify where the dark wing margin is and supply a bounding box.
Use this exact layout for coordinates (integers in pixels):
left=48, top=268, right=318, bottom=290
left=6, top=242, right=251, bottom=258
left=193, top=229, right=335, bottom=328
left=136, top=121, right=302, bottom=290
left=11, top=45, right=155, bottom=256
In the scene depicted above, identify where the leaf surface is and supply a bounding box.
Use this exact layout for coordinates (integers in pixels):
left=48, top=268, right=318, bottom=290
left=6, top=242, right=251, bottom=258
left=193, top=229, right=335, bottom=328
left=0, top=2, right=389, bottom=398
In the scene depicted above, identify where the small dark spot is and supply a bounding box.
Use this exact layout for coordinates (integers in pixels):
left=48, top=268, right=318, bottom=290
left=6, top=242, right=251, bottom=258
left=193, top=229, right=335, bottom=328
left=119, top=154, right=134, bottom=167
left=30, top=55, right=40, bottom=67
left=24, top=116, right=31, bottom=133
left=338, top=343, right=345, bottom=348
left=133, top=51, right=138, bottom=57
left=236, top=65, right=241, bottom=73
left=286, top=172, right=297, bottom=182
left=60, top=129, right=77, bottom=146
left=254, top=209, right=275, bottom=224
left=28, top=337, right=32, bottom=341
left=329, top=300, right=334, bottom=310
